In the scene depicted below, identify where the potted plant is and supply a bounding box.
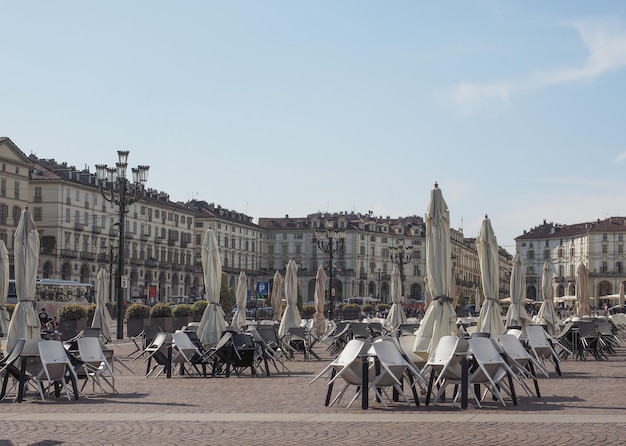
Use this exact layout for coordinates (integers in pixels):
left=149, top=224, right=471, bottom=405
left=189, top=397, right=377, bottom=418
left=149, top=302, right=173, bottom=332
left=301, top=304, right=315, bottom=319
left=56, top=304, right=88, bottom=340
left=125, top=302, right=150, bottom=337
left=86, top=303, right=97, bottom=325
left=172, top=303, right=193, bottom=330
left=191, top=300, right=208, bottom=322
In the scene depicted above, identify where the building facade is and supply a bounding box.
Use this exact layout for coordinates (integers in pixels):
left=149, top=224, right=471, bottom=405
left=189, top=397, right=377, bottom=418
left=1, top=137, right=513, bottom=308
left=516, top=217, right=626, bottom=307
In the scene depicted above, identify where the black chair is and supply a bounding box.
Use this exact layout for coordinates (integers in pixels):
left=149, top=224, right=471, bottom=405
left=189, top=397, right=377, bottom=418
left=222, top=333, right=258, bottom=377
left=144, top=333, right=172, bottom=378
left=0, top=339, right=26, bottom=401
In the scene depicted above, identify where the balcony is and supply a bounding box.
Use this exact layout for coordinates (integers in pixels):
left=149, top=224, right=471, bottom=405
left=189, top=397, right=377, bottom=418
left=109, top=228, right=118, bottom=237
left=80, top=251, right=96, bottom=261
left=172, top=263, right=182, bottom=271
left=167, top=240, right=175, bottom=247
left=61, top=249, right=78, bottom=258
left=160, top=261, right=172, bottom=269
left=184, top=265, right=197, bottom=273
left=154, top=236, right=163, bottom=244
left=359, top=273, right=367, bottom=279
left=145, top=259, right=159, bottom=268
left=74, top=223, right=85, bottom=231
left=91, top=226, right=102, bottom=234
left=97, top=253, right=112, bottom=263
left=140, top=234, right=149, bottom=242
left=130, top=257, right=143, bottom=266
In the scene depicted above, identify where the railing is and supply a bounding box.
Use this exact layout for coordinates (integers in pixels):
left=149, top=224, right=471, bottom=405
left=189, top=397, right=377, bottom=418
left=60, top=249, right=78, bottom=258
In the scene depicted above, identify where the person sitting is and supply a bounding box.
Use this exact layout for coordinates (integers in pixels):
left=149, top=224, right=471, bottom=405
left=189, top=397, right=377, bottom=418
left=46, top=316, right=59, bottom=332
left=38, top=307, right=49, bottom=326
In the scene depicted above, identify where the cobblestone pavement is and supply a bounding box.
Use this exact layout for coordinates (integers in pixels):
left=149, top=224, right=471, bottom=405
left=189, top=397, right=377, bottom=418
left=2, top=337, right=626, bottom=445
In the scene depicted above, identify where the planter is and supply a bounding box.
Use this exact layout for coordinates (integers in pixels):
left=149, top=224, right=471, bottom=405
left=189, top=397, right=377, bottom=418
left=172, top=316, right=192, bottom=331
left=126, top=318, right=147, bottom=337
left=149, top=316, right=173, bottom=333
left=58, top=319, right=87, bottom=341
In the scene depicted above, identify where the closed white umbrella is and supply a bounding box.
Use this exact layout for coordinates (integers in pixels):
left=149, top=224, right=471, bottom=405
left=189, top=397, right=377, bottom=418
left=7, top=207, right=41, bottom=353
left=474, top=285, right=483, bottom=314
left=0, top=241, right=10, bottom=338
left=413, top=183, right=457, bottom=361
left=278, top=259, right=302, bottom=338
left=424, top=275, right=433, bottom=309
left=386, top=265, right=407, bottom=330
left=197, top=229, right=226, bottom=346
left=505, top=253, right=531, bottom=333
left=91, top=267, right=113, bottom=341
left=476, top=215, right=505, bottom=337
left=575, top=262, right=591, bottom=317
left=312, top=266, right=327, bottom=337
left=230, top=272, right=247, bottom=332
left=449, top=264, right=459, bottom=309
left=537, top=260, right=560, bottom=335
left=271, top=271, right=284, bottom=322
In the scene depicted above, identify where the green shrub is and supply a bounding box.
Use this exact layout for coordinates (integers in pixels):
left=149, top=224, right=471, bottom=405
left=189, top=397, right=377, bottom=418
left=376, top=303, right=391, bottom=313
left=125, top=303, right=150, bottom=319
left=191, top=300, right=208, bottom=316
left=150, top=302, right=172, bottom=318
left=301, top=304, right=316, bottom=319
left=57, top=304, right=88, bottom=321
left=86, top=303, right=97, bottom=320
left=172, top=303, right=193, bottom=317
left=362, top=304, right=375, bottom=315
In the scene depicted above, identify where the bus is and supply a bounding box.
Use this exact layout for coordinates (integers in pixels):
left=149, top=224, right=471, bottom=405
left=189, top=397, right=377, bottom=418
left=7, top=279, right=94, bottom=315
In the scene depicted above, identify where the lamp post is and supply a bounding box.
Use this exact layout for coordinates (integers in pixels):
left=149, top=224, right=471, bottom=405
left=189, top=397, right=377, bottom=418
left=376, top=268, right=382, bottom=300
left=315, top=222, right=345, bottom=321
left=390, top=240, right=412, bottom=299
left=108, top=244, right=116, bottom=306
left=96, top=151, right=149, bottom=339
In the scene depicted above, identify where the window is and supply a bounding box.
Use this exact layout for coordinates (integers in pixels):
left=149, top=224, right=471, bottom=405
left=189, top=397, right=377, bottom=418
left=544, top=249, right=550, bottom=260
left=619, top=245, right=624, bottom=254
left=0, top=178, right=5, bottom=197
left=601, top=261, right=608, bottom=273
left=603, top=233, right=608, bottom=242
left=528, top=250, right=534, bottom=260
left=295, top=233, right=303, bottom=240
left=65, top=208, right=70, bottom=223
left=281, top=244, right=287, bottom=254
left=558, top=265, right=564, bottom=276
left=618, top=262, right=623, bottom=273
left=602, top=244, right=608, bottom=254
left=570, top=264, right=575, bottom=277
left=14, top=181, right=19, bottom=199
left=33, top=207, right=42, bottom=221
left=12, top=206, right=20, bottom=225
left=558, top=248, right=563, bottom=258
left=570, top=247, right=575, bottom=257
left=34, top=186, right=42, bottom=202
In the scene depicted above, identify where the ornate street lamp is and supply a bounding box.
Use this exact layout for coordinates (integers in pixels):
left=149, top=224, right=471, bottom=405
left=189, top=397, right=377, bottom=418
left=390, top=240, right=412, bottom=298
left=96, top=151, right=149, bottom=339
left=315, top=221, right=345, bottom=321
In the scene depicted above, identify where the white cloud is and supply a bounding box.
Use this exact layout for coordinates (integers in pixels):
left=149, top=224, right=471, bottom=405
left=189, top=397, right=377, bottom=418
left=440, top=16, right=626, bottom=115
left=614, top=152, right=626, bottom=164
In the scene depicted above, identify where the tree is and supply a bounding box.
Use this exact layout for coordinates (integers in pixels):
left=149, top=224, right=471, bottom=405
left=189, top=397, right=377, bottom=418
left=219, top=272, right=236, bottom=314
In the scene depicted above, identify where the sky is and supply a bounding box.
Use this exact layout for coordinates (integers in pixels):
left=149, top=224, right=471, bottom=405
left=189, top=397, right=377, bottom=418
left=2, top=1, right=626, bottom=252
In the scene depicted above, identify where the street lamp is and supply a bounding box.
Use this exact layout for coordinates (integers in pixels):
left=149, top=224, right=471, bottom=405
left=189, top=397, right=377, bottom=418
left=376, top=268, right=382, bottom=300
left=96, top=151, right=149, bottom=339
left=390, top=240, right=412, bottom=298
left=315, top=221, right=346, bottom=321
